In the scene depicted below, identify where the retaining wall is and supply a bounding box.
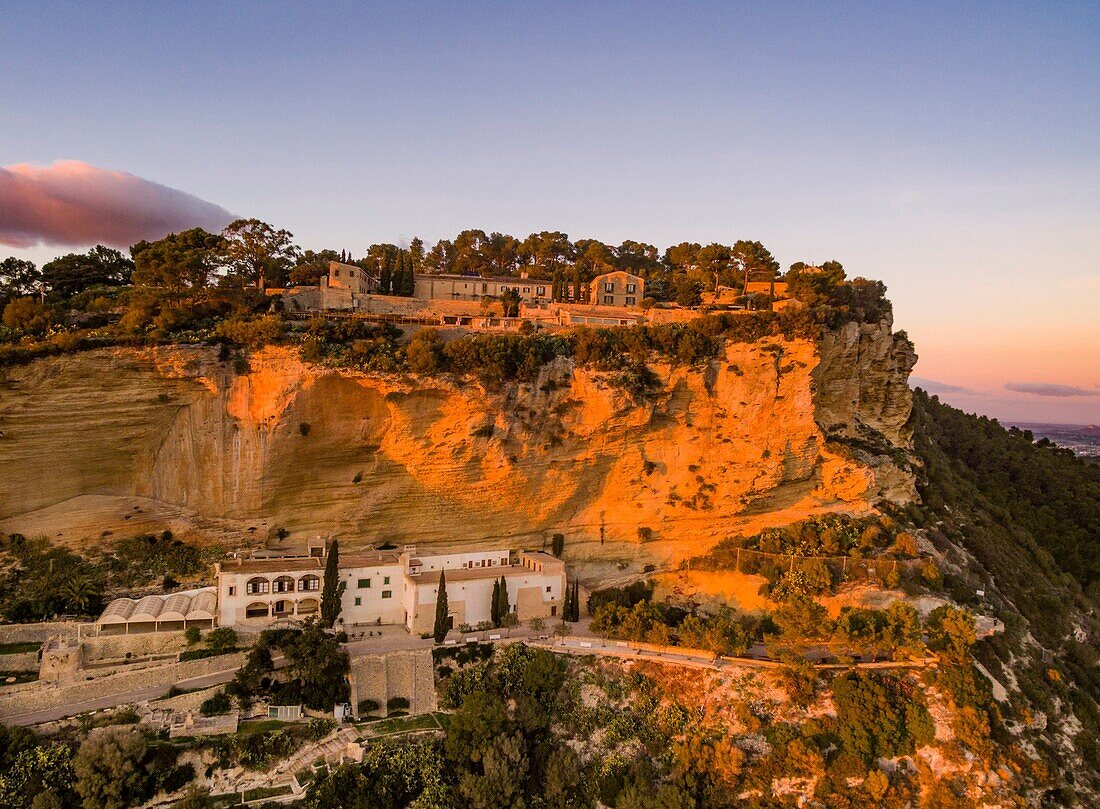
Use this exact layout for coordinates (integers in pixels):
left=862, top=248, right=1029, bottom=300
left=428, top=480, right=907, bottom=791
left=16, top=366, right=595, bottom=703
left=0, top=652, right=40, bottom=672
left=0, top=651, right=247, bottom=721
left=0, top=621, right=89, bottom=643
left=348, top=649, right=435, bottom=718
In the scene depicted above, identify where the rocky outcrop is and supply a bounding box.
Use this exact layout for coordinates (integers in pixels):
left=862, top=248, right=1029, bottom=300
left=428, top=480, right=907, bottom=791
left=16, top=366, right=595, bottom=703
left=0, top=321, right=915, bottom=569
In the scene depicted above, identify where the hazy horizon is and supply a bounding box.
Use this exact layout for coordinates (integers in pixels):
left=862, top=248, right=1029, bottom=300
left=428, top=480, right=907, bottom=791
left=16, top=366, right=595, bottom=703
left=2, top=2, right=1098, bottom=423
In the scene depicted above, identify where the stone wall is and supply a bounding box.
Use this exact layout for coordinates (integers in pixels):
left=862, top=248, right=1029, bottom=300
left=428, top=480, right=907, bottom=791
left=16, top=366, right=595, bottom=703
left=0, top=621, right=88, bottom=643
left=348, top=649, right=435, bottom=718
left=0, top=652, right=39, bottom=672
left=0, top=651, right=247, bottom=721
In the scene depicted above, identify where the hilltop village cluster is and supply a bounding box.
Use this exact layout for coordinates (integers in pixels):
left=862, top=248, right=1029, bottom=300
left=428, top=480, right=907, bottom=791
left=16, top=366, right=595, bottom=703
left=274, top=261, right=804, bottom=330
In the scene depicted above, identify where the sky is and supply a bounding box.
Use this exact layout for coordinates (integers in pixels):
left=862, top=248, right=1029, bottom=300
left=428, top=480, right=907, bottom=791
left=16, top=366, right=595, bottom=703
left=1, top=1, right=1098, bottom=424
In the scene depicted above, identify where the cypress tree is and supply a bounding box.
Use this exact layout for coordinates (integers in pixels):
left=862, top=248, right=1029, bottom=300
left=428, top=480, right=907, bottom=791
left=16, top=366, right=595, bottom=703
left=497, top=574, right=509, bottom=623
left=402, top=251, right=416, bottom=295
left=433, top=571, right=449, bottom=643
left=562, top=580, right=572, bottom=624
left=379, top=253, right=392, bottom=295
left=572, top=580, right=581, bottom=621
left=320, top=539, right=345, bottom=628
left=491, top=579, right=501, bottom=626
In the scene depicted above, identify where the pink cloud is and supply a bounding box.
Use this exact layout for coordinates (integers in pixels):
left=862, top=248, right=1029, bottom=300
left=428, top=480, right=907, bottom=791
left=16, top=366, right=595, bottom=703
left=0, top=160, right=235, bottom=249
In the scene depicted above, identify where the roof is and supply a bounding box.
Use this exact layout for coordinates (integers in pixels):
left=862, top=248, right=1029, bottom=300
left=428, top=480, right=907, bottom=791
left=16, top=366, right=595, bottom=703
left=590, top=269, right=644, bottom=282
left=96, top=588, right=218, bottom=626
left=217, top=550, right=401, bottom=575
left=415, top=562, right=562, bottom=585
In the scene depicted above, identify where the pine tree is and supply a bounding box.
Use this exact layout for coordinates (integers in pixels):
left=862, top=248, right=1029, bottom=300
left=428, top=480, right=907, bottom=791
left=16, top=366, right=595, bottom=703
left=434, top=571, right=449, bottom=643
left=491, top=578, right=501, bottom=626
left=320, top=539, right=345, bottom=628
left=496, top=574, right=509, bottom=623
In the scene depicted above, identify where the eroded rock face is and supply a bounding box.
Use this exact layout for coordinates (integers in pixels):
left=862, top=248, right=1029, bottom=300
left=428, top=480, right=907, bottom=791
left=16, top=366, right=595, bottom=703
left=0, top=322, right=915, bottom=566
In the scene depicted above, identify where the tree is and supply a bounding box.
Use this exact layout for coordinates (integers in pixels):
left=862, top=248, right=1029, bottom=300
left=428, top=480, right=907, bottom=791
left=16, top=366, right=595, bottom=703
left=408, top=237, right=425, bottom=272
left=289, top=249, right=341, bottom=286
left=434, top=571, right=449, bottom=643
left=222, top=219, right=299, bottom=290
left=0, top=257, right=41, bottom=304
left=551, top=533, right=565, bottom=557
left=458, top=732, right=528, bottom=809
left=496, top=575, right=510, bottom=623
left=424, top=239, right=456, bottom=274
left=401, top=251, right=416, bottom=295
left=73, top=726, right=152, bottom=809
left=321, top=539, right=345, bottom=628
left=491, top=578, right=501, bottom=626
left=731, top=239, right=780, bottom=292
left=0, top=742, right=77, bottom=809
left=378, top=251, right=393, bottom=294
left=2, top=297, right=51, bottom=333
left=283, top=620, right=351, bottom=711
left=500, top=288, right=521, bottom=317
left=561, top=582, right=572, bottom=627
left=42, top=245, right=132, bottom=299
left=131, top=228, right=225, bottom=297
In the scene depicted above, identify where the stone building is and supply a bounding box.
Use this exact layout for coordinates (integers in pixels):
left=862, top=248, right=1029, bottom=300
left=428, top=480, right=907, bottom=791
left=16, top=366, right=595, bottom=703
left=413, top=274, right=552, bottom=305
left=589, top=270, right=645, bottom=308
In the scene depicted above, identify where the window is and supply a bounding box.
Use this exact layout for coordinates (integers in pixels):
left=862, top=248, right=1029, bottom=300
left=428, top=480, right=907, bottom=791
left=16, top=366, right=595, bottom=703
left=626, top=283, right=636, bottom=293
left=350, top=270, right=356, bottom=277
left=625, top=297, right=636, bottom=306
left=299, top=575, right=320, bottom=592
left=536, top=286, right=545, bottom=296
left=382, top=590, right=392, bottom=599
left=551, top=606, right=557, bottom=616
left=358, top=578, right=371, bottom=588
left=354, top=597, right=361, bottom=606
left=246, top=577, right=269, bottom=595
left=546, top=586, right=552, bottom=592
left=604, top=295, right=614, bottom=305
left=334, top=269, right=340, bottom=277
left=522, top=287, right=530, bottom=293
left=228, top=586, right=236, bottom=596
left=604, top=282, right=614, bottom=292
left=383, top=576, right=390, bottom=585
left=500, top=558, right=507, bottom=565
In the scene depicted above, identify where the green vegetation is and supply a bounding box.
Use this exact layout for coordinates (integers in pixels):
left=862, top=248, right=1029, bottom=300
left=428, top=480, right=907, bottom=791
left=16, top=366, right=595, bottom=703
left=433, top=571, right=449, bottom=643
left=906, top=389, right=1100, bottom=794
left=320, top=539, right=344, bottom=628
left=0, top=531, right=210, bottom=621
left=224, top=621, right=349, bottom=712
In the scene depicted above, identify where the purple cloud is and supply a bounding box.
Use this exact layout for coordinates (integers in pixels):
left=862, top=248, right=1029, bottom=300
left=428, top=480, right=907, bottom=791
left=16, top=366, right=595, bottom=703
left=0, top=160, right=234, bottom=249
left=1005, top=382, right=1100, bottom=398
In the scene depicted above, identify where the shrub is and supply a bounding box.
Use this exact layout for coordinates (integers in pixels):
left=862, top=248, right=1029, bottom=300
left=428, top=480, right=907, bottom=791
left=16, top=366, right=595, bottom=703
left=184, top=626, right=202, bottom=646
left=200, top=690, right=231, bottom=716
left=357, top=699, right=380, bottom=716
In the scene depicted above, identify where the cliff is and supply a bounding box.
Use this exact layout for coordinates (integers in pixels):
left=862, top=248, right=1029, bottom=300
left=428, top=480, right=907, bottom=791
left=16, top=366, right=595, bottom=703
left=0, top=319, right=916, bottom=570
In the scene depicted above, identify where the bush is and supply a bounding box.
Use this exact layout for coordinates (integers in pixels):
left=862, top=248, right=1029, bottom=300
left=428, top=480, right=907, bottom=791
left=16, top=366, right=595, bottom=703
left=184, top=626, right=202, bottom=646
left=358, top=699, right=380, bottom=716
left=206, top=627, right=239, bottom=652
left=200, top=690, right=231, bottom=716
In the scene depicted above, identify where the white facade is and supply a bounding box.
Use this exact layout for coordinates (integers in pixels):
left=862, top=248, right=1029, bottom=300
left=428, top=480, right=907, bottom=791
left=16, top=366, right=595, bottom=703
left=212, top=547, right=565, bottom=634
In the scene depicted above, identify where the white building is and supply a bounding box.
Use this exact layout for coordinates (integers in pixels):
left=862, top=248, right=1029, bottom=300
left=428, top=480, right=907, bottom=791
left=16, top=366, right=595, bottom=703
left=212, top=547, right=565, bottom=634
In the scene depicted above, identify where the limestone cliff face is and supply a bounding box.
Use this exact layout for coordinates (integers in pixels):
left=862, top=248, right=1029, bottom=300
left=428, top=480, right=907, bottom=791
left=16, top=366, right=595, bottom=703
left=0, top=321, right=915, bottom=566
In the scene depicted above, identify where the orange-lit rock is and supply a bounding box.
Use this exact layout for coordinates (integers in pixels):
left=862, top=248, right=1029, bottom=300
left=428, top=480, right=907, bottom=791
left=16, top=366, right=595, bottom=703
left=0, top=319, right=916, bottom=577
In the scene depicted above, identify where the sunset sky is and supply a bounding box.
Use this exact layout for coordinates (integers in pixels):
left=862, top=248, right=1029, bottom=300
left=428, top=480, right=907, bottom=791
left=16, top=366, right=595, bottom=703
left=2, top=2, right=1098, bottom=423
